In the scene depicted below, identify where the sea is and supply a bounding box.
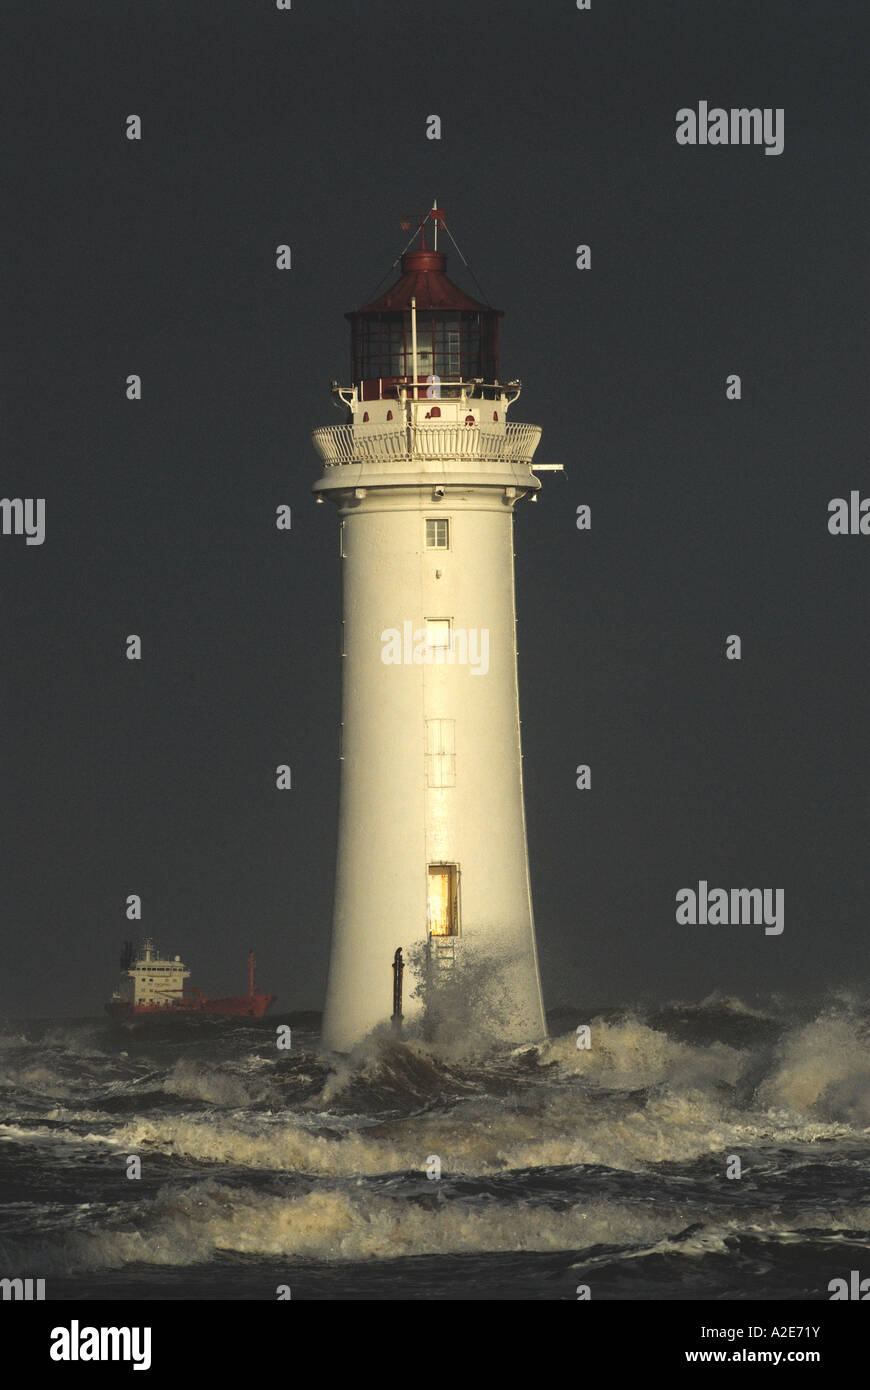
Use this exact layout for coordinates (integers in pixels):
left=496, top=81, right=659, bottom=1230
left=1, top=995, right=869, bottom=1301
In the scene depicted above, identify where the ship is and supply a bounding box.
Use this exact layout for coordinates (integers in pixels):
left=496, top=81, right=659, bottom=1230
left=105, top=938, right=276, bottom=1017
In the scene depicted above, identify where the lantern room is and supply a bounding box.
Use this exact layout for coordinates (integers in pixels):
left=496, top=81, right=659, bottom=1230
left=347, top=248, right=502, bottom=402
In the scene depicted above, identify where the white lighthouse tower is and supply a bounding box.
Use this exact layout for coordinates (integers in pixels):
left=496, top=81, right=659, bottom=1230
left=313, top=207, right=553, bottom=1052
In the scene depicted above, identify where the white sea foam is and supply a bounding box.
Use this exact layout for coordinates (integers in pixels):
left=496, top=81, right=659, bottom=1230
left=0, top=1183, right=711, bottom=1272
left=0, top=1063, right=77, bottom=1098
left=758, top=1012, right=870, bottom=1125
left=111, top=1080, right=850, bottom=1180
left=0, top=1121, right=114, bottom=1148
left=538, top=1016, right=745, bottom=1091
left=163, top=1059, right=265, bottom=1108
left=12, top=1179, right=870, bottom=1275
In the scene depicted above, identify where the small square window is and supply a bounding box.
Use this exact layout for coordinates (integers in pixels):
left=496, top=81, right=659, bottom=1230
left=425, top=618, right=452, bottom=649
left=425, top=518, right=450, bottom=549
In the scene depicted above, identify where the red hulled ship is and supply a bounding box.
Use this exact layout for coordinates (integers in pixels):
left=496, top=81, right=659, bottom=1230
left=105, top=938, right=276, bottom=1017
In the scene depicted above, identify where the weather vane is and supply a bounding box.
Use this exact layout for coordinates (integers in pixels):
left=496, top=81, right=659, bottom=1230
left=400, top=198, right=446, bottom=251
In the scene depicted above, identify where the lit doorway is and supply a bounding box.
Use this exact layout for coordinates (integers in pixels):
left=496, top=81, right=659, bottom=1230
left=427, top=864, right=459, bottom=937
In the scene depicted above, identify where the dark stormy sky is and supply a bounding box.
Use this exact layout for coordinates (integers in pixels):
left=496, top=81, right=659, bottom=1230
left=3, top=0, right=869, bottom=1018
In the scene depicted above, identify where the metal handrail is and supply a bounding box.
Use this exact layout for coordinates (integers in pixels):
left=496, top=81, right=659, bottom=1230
left=312, top=421, right=542, bottom=467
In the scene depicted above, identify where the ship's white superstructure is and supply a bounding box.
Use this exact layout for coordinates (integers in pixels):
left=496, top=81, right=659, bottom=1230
left=111, top=938, right=190, bottom=1007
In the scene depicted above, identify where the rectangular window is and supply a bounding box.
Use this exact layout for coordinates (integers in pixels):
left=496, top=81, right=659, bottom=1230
left=446, top=330, right=460, bottom=376
left=425, top=518, right=450, bottom=549
left=425, top=717, right=456, bottom=787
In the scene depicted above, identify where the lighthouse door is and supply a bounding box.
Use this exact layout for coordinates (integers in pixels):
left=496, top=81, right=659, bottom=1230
left=427, top=864, right=458, bottom=937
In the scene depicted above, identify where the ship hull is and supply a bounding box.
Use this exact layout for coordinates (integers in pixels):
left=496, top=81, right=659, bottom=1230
left=105, top=993, right=276, bottom=1018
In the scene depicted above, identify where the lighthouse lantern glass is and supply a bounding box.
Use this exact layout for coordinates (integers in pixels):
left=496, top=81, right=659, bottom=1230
left=351, top=310, right=497, bottom=396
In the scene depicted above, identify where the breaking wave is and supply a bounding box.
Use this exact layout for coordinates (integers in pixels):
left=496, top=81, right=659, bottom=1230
left=7, top=1179, right=870, bottom=1276
left=3, top=997, right=870, bottom=1291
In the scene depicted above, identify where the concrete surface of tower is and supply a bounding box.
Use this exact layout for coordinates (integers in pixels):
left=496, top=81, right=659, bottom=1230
left=313, top=205, right=555, bottom=1053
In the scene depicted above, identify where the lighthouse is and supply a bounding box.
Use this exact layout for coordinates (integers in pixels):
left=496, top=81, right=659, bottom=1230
left=313, top=206, right=553, bottom=1052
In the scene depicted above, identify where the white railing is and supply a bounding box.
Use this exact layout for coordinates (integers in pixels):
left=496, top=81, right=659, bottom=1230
left=312, top=422, right=542, bottom=467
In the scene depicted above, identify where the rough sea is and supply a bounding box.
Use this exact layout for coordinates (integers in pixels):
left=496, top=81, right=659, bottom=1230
left=2, top=996, right=869, bottom=1301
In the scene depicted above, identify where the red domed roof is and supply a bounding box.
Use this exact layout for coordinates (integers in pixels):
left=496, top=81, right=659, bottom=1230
left=349, top=250, right=501, bottom=317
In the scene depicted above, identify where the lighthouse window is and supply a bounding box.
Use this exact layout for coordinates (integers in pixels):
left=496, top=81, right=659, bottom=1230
left=432, top=318, right=461, bottom=377
left=447, top=331, right=460, bottom=375
left=425, top=518, right=449, bottom=549
left=425, top=718, right=456, bottom=787
left=415, top=343, right=434, bottom=378
left=425, top=618, right=452, bottom=649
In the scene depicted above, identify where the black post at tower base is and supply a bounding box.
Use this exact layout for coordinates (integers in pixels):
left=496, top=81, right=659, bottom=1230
left=391, top=947, right=404, bottom=1036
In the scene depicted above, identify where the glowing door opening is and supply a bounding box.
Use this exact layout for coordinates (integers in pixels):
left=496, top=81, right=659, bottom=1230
left=427, top=864, right=459, bottom=937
